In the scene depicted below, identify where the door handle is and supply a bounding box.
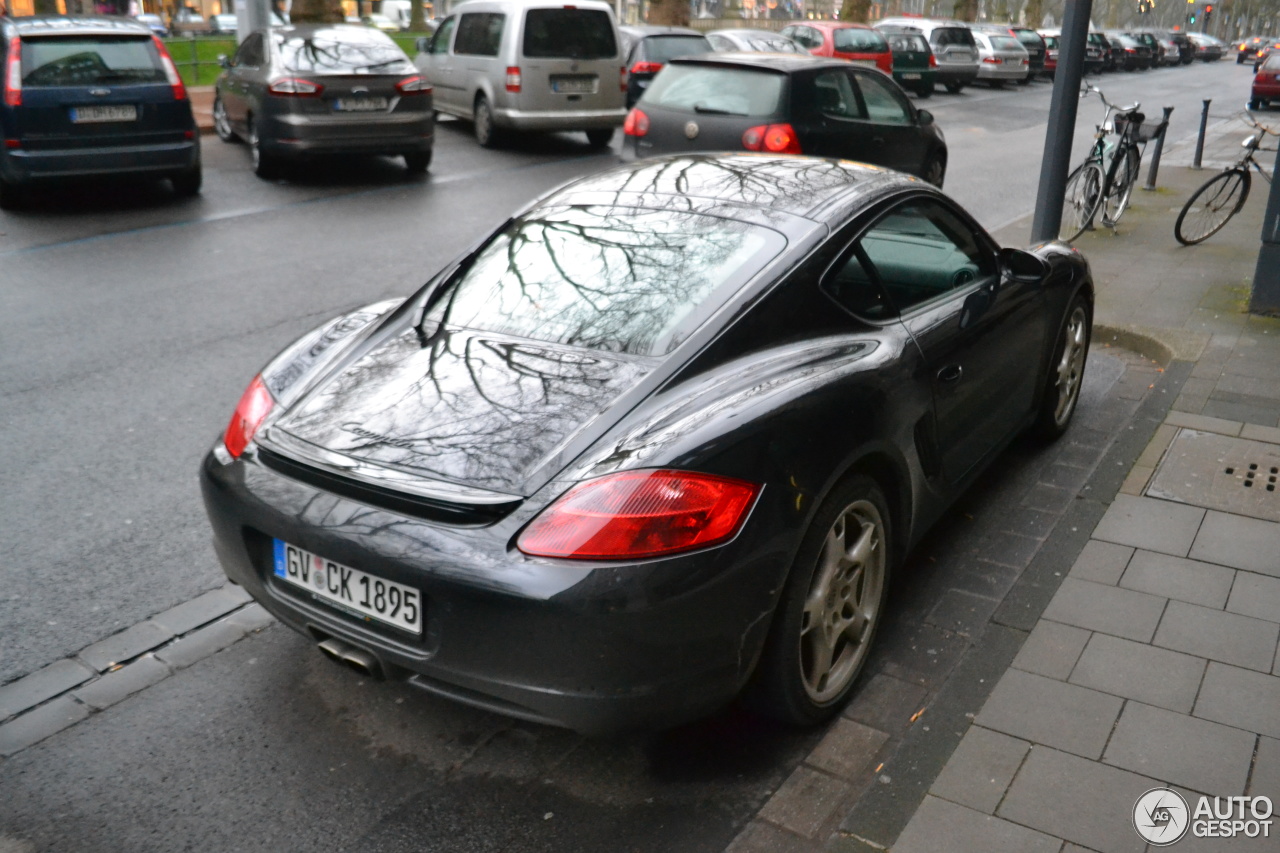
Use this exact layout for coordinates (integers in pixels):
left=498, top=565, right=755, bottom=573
left=937, top=364, right=963, bottom=384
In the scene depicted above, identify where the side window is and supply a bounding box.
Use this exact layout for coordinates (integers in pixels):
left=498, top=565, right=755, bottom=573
left=235, top=33, right=263, bottom=67
left=454, top=13, right=505, bottom=57
left=811, top=69, right=863, bottom=118
left=708, top=34, right=729, bottom=51
left=822, top=247, right=896, bottom=320
left=850, top=71, right=912, bottom=124
left=431, top=17, right=456, bottom=55
left=857, top=201, right=996, bottom=313
left=803, top=28, right=823, bottom=49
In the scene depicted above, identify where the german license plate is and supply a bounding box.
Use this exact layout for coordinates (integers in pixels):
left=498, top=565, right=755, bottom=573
left=273, top=540, right=421, bottom=634
left=71, top=104, right=137, bottom=123
left=334, top=97, right=388, bottom=111
left=551, top=76, right=596, bottom=94
left=902, top=72, right=922, bottom=79
left=850, top=59, right=877, bottom=68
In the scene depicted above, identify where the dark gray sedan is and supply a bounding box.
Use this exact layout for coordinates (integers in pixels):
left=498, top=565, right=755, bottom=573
left=212, top=24, right=434, bottom=179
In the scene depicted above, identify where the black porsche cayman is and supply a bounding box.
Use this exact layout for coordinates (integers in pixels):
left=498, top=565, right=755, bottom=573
left=200, top=154, right=1092, bottom=735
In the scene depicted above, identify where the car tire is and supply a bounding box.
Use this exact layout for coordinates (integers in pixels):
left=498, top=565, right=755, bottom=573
left=404, top=150, right=432, bottom=173
left=944, top=81, right=964, bottom=94
left=989, top=80, right=1004, bottom=88
left=923, top=154, right=946, bottom=189
left=1250, top=98, right=1262, bottom=111
left=915, top=81, right=934, bottom=98
left=474, top=96, right=499, bottom=148
left=213, top=94, right=237, bottom=143
left=171, top=164, right=203, bottom=197
left=585, top=128, right=614, bottom=148
left=248, top=117, right=280, bottom=180
left=1033, top=295, right=1091, bottom=441
left=749, top=475, right=892, bottom=727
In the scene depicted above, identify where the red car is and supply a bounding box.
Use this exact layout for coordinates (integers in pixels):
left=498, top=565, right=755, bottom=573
left=780, top=22, right=893, bottom=75
left=1251, top=53, right=1280, bottom=110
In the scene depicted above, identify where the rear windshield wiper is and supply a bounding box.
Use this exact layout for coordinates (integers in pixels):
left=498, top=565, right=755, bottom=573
left=358, top=59, right=409, bottom=71
left=692, top=104, right=738, bottom=115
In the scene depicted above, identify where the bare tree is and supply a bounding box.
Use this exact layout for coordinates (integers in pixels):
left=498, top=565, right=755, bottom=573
left=952, top=0, right=978, bottom=20
left=647, top=0, right=690, bottom=25
left=410, top=0, right=426, bottom=31
left=839, top=0, right=873, bottom=22
left=34, top=0, right=60, bottom=13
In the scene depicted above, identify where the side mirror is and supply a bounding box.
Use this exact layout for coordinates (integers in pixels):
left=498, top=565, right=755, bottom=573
left=999, top=247, right=1051, bottom=282
left=917, top=109, right=934, bottom=126
left=416, top=36, right=431, bottom=53
left=217, top=54, right=229, bottom=68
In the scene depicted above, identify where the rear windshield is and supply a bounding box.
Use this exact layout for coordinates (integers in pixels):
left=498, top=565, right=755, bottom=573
left=740, top=35, right=802, bottom=53
left=522, top=9, right=616, bottom=59
left=642, top=35, right=713, bottom=63
left=833, top=28, right=888, bottom=52
left=421, top=206, right=783, bottom=356
left=1043, top=35, right=1059, bottom=48
left=931, top=27, right=975, bottom=48
left=989, top=35, right=1022, bottom=51
left=1265, top=53, right=1280, bottom=69
left=19, top=36, right=165, bottom=86
left=1015, top=31, right=1043, bottom=47
left=644, top=64, right=786, bottom=117
left=886, top=34, right=929, bottom=53
left=275, top=28, right=412, bottom=74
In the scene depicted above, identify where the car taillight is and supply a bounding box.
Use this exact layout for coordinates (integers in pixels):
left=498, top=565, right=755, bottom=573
left=629, top=61, right=664, bottom=75
left=506, top=66, right=521, bottom=93
left=396, top=75, right=432, bottom=95
left=152, top=35, right=187, bottom=100
left=623, top=107, right=649, bottom=136
left=517, top=469, right=759, bottom=560
left=1022, top=57, right=1030, bottom=64
left=5, top=36, right=22, bottom=107
left=928, top=53, right=938, bottom=68
left=742, top=123, right=801, bottom=154
left=268, top=77, right=323, bottom=96
left=983, top=56, right=1002, bottom=64
left=1126, top=48, right=1137, bottom=54
left=619, top=65, right=627, bottom=91
left=223, top=375, right=275, bottom=459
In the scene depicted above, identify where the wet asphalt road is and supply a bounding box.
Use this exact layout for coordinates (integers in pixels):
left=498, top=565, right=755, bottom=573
left=0, top=59, right=1249, bottom=852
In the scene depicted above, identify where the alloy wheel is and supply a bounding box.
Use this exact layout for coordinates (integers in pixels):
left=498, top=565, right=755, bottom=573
left=1053, top=305, right=1089, bottom=426
left=799, top=499, right=886, bottom=704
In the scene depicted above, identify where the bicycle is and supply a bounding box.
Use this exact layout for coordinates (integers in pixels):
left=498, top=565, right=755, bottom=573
left=1060, top=86, right=1162, bottom=243
left=1174, top=115, right=1276, bottom=245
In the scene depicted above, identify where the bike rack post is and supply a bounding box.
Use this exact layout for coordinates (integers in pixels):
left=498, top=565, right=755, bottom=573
left=1143, top=106, right=1175, bottom=191
left=1193, top=99, right=1211, bottom=169
left=1249, top=145, right=1280, bottom=314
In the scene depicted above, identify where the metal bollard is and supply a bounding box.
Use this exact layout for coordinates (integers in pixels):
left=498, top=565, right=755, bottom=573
left=1193, top=99, right=1211, bottom=170
left=1143, top=106, right=1175, bottom=191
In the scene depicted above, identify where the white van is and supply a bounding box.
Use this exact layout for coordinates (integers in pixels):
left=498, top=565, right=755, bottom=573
left=414, top=0, right=626, bottom=147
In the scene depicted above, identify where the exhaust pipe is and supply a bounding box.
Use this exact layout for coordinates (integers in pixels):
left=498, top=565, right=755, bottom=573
left=316, top=637, right=384, bottom=680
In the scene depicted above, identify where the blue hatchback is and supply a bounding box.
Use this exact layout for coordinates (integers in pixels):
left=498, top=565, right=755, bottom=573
left=0, top=15, right=201, bottom=209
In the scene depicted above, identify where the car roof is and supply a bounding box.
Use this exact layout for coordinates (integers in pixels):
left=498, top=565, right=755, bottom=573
left=669, top=51, right=857, bottom=73
left=709, top=28, right=792, bottom=39
left=806, top=21, right=876, bottom=30
left=4, top=14, right=153, bottom=37
left=620, top=25, right=703, bottom=37
left=545, top=154, right=920, bottom=227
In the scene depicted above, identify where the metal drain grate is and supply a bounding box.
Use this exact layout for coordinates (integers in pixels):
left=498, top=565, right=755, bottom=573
left=1223, top=463, right=1280, bottom=492
left=1147, top=429, right=1280, bottom=523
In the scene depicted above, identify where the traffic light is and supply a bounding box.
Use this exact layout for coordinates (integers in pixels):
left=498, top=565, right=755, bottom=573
left=1189, top=10, right=1196, bottom=22
left=1205, top=3, right=1213, bottom=20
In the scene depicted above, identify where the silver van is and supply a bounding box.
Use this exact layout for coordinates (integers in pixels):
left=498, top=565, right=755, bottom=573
left=875, top=18, right=979, bottom=93
left=414, top=0, right=626, bottom=147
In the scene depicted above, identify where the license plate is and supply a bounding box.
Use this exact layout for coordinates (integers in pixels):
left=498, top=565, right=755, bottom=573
left=902, top=72, right=922, bottom=79
left=71, top=104, right=137, bottom=123
left=334, top=97, right=388, bottom=112
left=551, top=76, right=596, bottom=94
left=850, top=59, right=877, bottom=68
left=273, top=540, right=421, bottom=634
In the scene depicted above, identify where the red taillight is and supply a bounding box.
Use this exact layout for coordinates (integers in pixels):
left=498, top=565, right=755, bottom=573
left=629, top=61, right=664, bottom=75
left=268, top=77, right=323, bottom=96
left=517, top=469, right=759, bottom=560
left=396, top=75, right=433, bottom=95
left=619, top=65, right=627, bottom=92
left=1022, top=58, right=1030, bottom=65
left=623, top=107, right=649, bottom=137
left=1126, top=48, right=1137, bottom=54
left=152, top=35, right=187, bottom=101
left=742, top=123, right=801, bottom=154
left=223, top=375, right=275, bottom=459
left=928, top=53, right=938, bottom=68
left=505, top=66, right=521, bottom=93
left=4, top=138, right=19, bottom=149
left=5, top=36, right=22, bottom=107
left=983, top=56, right=1002, bottom=64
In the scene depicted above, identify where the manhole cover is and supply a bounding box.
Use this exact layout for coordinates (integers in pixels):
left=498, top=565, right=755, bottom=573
left=1147, top=429, right=1280, bottom=523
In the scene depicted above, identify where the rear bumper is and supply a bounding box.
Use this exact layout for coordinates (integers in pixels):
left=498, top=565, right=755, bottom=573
left=260, top=112, right=434, bottom=157
left=976, top=64, right=1028, bottom=81
left=935, top=65, right=979, bottom=85
left=493, top=106, right=627, bottom=132
left=1, top=139, right=199, bottom=185
left=1252, top=81, right=1280, bottom=100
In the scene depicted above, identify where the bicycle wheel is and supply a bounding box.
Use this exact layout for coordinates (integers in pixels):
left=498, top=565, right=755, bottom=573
left=1101, top=146, right=1141, bottom=227
left=1060, top=163, right=1105, bottom=243
left=1174, top=169, right=1252, bottom=245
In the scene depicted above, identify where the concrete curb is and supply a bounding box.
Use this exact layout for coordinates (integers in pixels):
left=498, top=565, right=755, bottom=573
left=1093, top=323, right=1211, bottom=366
